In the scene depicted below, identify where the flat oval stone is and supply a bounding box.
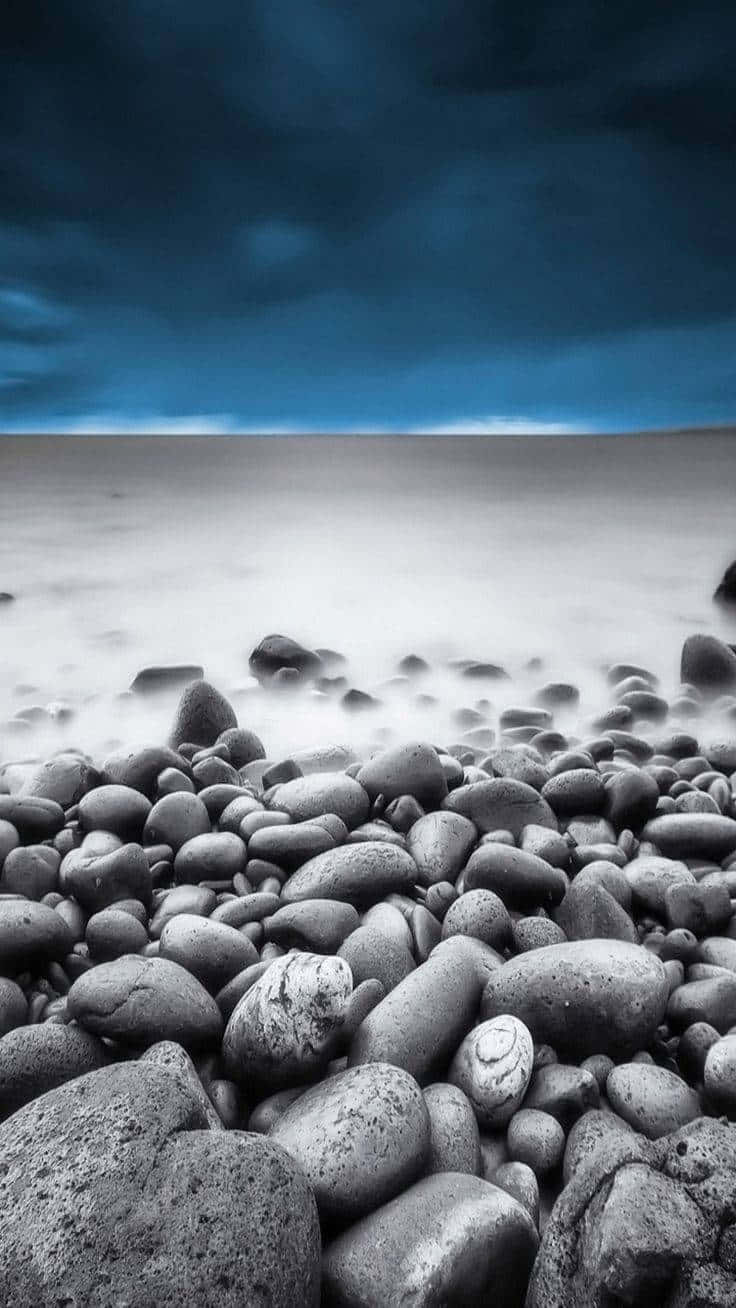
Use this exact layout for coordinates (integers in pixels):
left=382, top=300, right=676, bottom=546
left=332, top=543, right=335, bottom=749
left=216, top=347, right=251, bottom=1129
left=173, top=832, right=247, bottom=884
left=280, top=842, right=417, bottom=906
left=78, top=784, right=152, bottom=840
left=247, top=822, right=334, bottom=869
left=356, top=742, right=448, bottom=809
left=322, top=1172, right=538, bottom=1308
left=641, top=813, right=736, bottom=860
left=223, top=952, right=352, bottom=1091
left=464, top=844, right=567, bottom=910
left=481, top=940, right=669, bottom=1059
left=143, top=792, right=211, bottom=852
left=449, top=1015, right=533, bottom=1128
left=0, top=900, right=74, bottom=976
left=267, top=772, right=369, bottom=829
left=270, top=1062, right=430, bottom=1220
left=68, top=954, right=223, bottom=1049
left=423, top=1082, right=481, bottom=1175
left=262, top=900, right=358, bottom=953
left=444, top=777, right=557, bottom=838
left=159, top=913, right=258, bottom=991
left=406, top=811, right=478, bottom=886
left=606, top=1063, right=702, bottom=1138
left=0, top=795, right=65, bottom=842
left=349, top=948, right=485, bottom=1085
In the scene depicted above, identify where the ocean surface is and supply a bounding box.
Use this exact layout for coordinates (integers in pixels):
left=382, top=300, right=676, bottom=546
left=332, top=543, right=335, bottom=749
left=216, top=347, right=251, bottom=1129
left=1, top=431, right=735, bottom=764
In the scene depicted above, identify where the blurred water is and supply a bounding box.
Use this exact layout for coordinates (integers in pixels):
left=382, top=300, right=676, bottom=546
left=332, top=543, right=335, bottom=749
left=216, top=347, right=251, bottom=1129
left=0, top=432, right=735, bottom=763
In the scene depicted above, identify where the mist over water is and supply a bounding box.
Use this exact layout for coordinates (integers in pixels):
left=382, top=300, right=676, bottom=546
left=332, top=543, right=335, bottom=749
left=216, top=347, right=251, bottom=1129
left=1, top=432, right=735, bottom=764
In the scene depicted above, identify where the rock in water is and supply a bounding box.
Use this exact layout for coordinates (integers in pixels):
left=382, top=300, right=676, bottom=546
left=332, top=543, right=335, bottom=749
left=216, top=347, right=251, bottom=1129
left=270, top=1062, right=430, bottom=1220
left=714, top=559, right=736, bottom=604
left=0, top=1062, right=321, bottom=1307
left=130, top=664, right=205, bottom=694
left=249, top=633, right=322, bottom=682
left=481, top=940, right=669, bottom=1059
left=680, top=634, right=736, bottom=692
left=322, top=1172, right=538, bottom=1307
left=167, top=679, right=237, bottom=749
left=223, top=952, right=352, bottom=1091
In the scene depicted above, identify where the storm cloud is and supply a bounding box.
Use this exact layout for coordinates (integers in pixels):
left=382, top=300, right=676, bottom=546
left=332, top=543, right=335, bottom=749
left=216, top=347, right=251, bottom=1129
left=2, top=0, right=735, bottom=429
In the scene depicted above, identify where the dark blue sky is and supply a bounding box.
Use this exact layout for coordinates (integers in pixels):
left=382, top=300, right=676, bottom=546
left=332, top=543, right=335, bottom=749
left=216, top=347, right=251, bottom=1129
left=2, top=0, right=736, bottom=431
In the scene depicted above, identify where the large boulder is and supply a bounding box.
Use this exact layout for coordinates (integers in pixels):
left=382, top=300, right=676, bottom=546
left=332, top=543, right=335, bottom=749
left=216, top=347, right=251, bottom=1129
left=481, top=940, right=668, bottom=1060
left=322, top=1172, right=538, bottom=1307
left=527, top=1117, right=736, bottom=1306
left=0, top=1062, right=321, bottom=1307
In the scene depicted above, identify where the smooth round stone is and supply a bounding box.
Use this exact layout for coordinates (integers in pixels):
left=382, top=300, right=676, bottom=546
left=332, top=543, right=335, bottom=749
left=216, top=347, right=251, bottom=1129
left=173, top=832, right=246, bottom=884
left=507, top=1108, right=565, bottom=1175
left=425, top=881, right=458, bottom=920
left=356, top=741, right=448, bottom=809
left=481, top=940, right=669, bottom=1059
left=280, top=842, right=417, bottom=907
left=68, top=954, right=223, bottom=1049
left=21, top=754, right=98, bottom=808
left=555, top=880, right=637, bottom=944
left=0, top=900, right=74, bottom=976
left=541, top=769, right=607, bottom=816
left=218, top=795, right=263, bottom=833
left=0, top=844, right=59, bottom=900
left=443, top=778, right=557, bottom=838
left=62, top=842, right=152, bottom=912
left=322, top=1172, right=538, bottom=1308
left=523, top=1064, right=599, bottom=1128
left=270, top=1062, right=430, bottom=1221
left=492, top=1161, right=540, bottom=1226
left=349, top=947, right=485, bottom=1086
left=102, top=745, right=192, bottom=797
left=267, top=772, right=369, bottom=829
left=149, top=884, right=217, bottom=937
left=143, top=792, right=211, bottom=852
left=338, top=924, right=415, bottom=993
left=604, top=769, right=660, bottom=831
left=0, top=795, right=65, bottom=842
left=406, top=811, right=478, bottom=886
left=680, top=633, right=736, bottom=691
left=441, top=888, right=511, bottom=950
left=167, top=679, right=237, bottom=749
left=449, top=1015, right=533, bottom=1129
left=159, top=913, right=258, bottom=991
left=697, top=937, right=736, bottom=972
left=77, top=784, right=152, bottom=840
left=562, top=1108, right=633, bottom=1184
left=86, top=907, right=149, bottom=961
left=247, top=823, right=334, bottom=870
left=264, top=900, right=359, bottom=953
left=463, top=844, right=567, bottom=910
left=0, top=977, right=27, bottom=1036
left=0, top=1062, right=321, bottom=1308
left=484, top=748, right=548, bottom=792
left=223, top=952, right=352, bottom=1091
left=704, top=1035, right=736, bottom=1114
left=423, top=1082, right=481, bottom=1175
left=641, top=813, right=736, bottom=860
left=361, top=901, right=413, bottom=951
left=0, top=1023, right=108, bottom=1118
left=668, top=974, right=736, bottom=1033
left=624, top=855, right=695, bottom=916
left=249, top=633, right=322, bottom=681
left=606, top=1063, right=702, bottom=1138
left=512, top=917, right=568, bottom=952
left=573, top=860, right=632, bottom=909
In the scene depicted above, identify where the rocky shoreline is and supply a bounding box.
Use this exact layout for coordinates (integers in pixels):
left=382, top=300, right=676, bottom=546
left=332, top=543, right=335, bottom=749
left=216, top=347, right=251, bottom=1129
left=1, top=631, right=736, bottom=1304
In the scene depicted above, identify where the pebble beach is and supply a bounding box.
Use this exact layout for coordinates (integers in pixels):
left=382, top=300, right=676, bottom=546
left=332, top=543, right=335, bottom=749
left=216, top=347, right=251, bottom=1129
left=2, top=432, right=736, bottom=1305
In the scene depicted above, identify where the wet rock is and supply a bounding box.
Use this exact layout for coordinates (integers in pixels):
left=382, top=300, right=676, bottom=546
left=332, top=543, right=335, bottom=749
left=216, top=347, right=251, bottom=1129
left=444, top=777, right=557, bottom=839
left=247, top=821, right=334, bottom=869
left=604, top=768, right=660, bottom=831
left=102, top=745, right=191, bottom=797
left=542, top=769, right=607, bottom=816
left=143, top=791, right=211, bottom=851
left=68, top=954, right=223, bottom=1049
left=271, top=1062, right=430, bottom=1221
left=281, top=841, right=416, bottom=906
left=464, top=843, right=567, bottom=910
left=168, top=679, right=237, bottom=749
left=356, top=741, right=448, bottom=810
left=174, top=831, right=247, bottom=884
left=223, top=952, right=352, bottom=1091
left=0, top=1061, right=320, bottom=1308
left=449, top=1015, right=533, bottom=1128
left=322, top=1172, right=538, bottom=1308
left=423, top=1081, right=481, bottom=1175
left=267, top=772, right=369, bottom=828
left=607, top=1063, right=702, bottom=1138
left=482, top=940, right=668, bottom=1059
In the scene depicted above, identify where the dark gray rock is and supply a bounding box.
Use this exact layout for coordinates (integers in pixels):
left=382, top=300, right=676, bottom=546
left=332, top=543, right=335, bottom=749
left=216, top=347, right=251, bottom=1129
left=249, top=633, right=322, bottom=682
left=168, top=679, right=237, bottom=749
